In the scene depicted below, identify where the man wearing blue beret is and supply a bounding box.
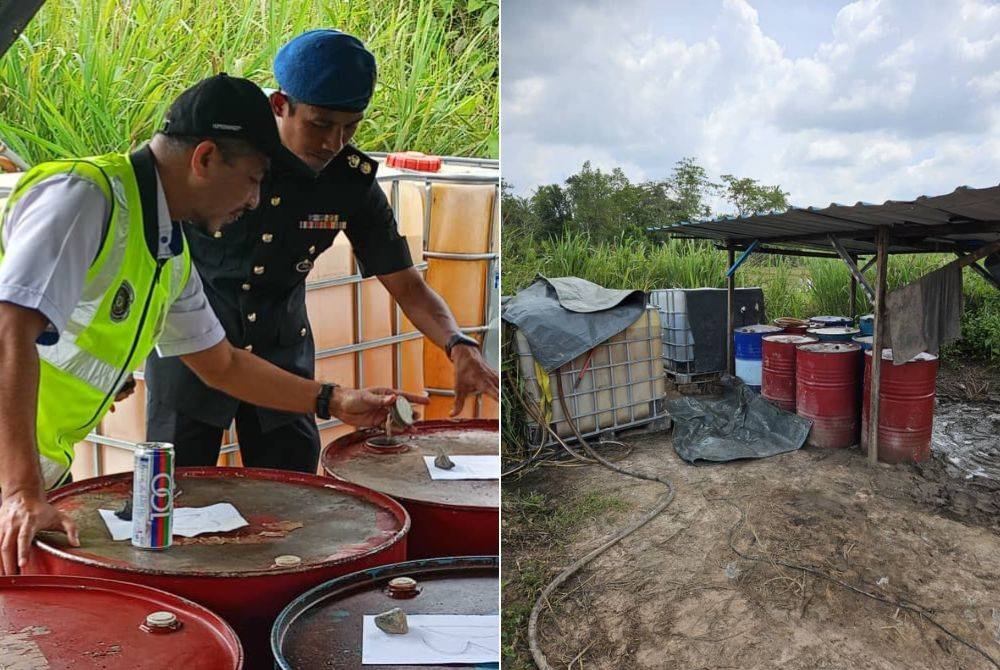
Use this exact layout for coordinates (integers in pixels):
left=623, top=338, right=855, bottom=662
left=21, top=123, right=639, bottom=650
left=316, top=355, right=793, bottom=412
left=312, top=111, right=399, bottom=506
left=144, top=30, right=499, bottom=472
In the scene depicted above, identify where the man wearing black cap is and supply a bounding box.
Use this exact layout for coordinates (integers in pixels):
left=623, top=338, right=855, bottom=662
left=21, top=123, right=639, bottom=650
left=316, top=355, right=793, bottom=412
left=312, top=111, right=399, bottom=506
left=144, top=30, right=499, bottom=473
left=0, top=74, right=426, bottom=575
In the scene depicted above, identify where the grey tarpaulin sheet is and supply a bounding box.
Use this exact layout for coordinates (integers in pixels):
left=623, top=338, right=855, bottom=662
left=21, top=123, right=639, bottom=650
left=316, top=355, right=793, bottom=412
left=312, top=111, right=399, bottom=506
left=501, top=276, right=645, bottom=372
left=667, top=377, right=812, bottom=463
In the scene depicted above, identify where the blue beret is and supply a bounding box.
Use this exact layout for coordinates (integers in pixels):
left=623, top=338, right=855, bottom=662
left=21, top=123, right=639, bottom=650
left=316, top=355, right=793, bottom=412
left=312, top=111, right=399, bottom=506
left=274, top=30, right=377, bottom=111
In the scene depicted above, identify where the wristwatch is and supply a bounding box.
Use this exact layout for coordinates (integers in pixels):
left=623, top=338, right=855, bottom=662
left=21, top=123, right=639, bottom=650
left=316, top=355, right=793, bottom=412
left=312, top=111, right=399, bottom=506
left=445, top=333, right=479, bottom=359
left=315, top=382, right=339, bottom=420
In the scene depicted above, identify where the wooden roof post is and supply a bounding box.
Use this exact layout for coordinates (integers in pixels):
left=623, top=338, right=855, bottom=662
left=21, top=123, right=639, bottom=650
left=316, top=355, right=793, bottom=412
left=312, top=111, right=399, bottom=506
left=849, top=253, right=858, bottom=320
left=727, top=245, right=736, bottom=376
left=867, top=227, right=890, bottom=466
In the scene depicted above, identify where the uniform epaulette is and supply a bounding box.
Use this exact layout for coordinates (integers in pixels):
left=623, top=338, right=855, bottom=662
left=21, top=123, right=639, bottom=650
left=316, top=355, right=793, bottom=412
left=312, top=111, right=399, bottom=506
left=335, top=145, right=378, bottom=183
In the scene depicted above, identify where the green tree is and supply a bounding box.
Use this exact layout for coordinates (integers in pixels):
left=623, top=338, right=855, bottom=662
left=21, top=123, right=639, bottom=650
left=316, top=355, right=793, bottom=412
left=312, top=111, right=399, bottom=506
left=719, top=174, right=789, bottom=217
left=530, top=184, right=572, bottom=238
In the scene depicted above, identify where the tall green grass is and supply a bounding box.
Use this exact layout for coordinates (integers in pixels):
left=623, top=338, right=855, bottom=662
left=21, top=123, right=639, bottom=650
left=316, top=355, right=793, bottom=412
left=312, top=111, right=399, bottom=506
left=502, top=232, right=1000, bottom=362
left=0, top=0, right=498, bottom=162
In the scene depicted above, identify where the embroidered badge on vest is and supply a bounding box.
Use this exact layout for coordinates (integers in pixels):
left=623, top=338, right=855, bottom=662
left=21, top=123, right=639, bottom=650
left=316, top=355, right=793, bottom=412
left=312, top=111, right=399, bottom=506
left=110, top=281, right=135, bottom=322
left=299, top=213, right=346, bottom=230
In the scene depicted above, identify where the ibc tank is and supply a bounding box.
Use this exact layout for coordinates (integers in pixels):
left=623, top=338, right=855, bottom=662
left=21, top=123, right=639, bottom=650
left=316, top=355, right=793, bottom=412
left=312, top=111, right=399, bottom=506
left=28, top=467, right=409, bottom=670
left=380, top=159, right=499, bottom=421
left=323, top=420, right=498, bottom=560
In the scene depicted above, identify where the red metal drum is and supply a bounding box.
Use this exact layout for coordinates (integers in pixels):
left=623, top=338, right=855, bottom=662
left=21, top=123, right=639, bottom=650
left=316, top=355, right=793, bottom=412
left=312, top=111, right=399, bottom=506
left=762, top=334, right=818, bottom=411
left=0, top=575, right=242, bottom=669
left=862, top=349, right=939, bottom=464
left=271, top=555, right=498, bottom=669
left=323, top=420, right=499, bottom=560
left=795, top=342, right=862, bottom=448
left=28, top=467, right=408, bottom=670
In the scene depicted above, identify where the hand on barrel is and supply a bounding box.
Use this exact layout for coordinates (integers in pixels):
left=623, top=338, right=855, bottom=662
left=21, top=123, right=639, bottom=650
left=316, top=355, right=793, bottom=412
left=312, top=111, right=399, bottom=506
left=450, top=346, right=499, bottom=416
left=0, top=490, right=79, bottom=575
left=333, top=387, right=429, bottom=428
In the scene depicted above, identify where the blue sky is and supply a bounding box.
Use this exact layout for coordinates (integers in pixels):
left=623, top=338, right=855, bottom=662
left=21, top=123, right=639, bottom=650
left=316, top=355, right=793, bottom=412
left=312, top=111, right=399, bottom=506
left=501, top=0, right=1000, bottom=212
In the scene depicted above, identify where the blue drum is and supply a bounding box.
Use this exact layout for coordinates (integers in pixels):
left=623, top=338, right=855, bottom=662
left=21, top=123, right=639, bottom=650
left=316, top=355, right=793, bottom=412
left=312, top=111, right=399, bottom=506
left=853, top=335, right=873, bottom=351
left=734, top=325, right=783, bottom=390
left=858, top=314, right=874, bottom=336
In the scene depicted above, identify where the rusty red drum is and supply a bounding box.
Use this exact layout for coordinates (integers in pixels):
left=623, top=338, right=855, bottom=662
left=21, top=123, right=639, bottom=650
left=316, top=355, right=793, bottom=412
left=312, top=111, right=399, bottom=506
left=27, top=467, right=409, bottom=670
left=795, top=342, right=862, bottom=448
left=862, top=349, right=939, bottom=464
left=323, top=420, right=499, bottom=560
left=271, top=555, right=499, bottom=669
left=0, top=575, right=242, bottom=669
left=761, top=334, right=818, bottom=412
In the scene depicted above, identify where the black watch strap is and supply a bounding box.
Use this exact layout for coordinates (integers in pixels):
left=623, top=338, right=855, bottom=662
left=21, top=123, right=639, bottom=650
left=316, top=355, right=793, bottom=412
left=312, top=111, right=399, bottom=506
left=315, top=383, right=338, bottom=420
left=445, top=333, right=479, bottom=359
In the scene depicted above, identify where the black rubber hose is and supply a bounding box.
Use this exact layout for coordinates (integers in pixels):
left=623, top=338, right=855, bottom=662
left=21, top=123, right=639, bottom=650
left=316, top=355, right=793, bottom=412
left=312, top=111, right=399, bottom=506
left=525, top=370, right=676, bottom=670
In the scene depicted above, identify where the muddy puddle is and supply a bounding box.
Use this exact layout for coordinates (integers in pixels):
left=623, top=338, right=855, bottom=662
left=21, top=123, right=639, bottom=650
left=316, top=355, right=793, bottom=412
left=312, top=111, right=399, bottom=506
left=932, top=396, right=1000, bottom=482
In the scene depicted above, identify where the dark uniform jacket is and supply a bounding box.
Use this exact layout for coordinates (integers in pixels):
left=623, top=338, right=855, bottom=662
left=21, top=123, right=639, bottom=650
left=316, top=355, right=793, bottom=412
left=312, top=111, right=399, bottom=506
left=144, top=145, right=413, bottom=432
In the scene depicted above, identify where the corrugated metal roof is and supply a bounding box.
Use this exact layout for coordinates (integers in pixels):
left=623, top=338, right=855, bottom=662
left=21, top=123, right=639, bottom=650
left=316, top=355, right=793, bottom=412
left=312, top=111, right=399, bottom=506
left=658, top=184, right=1000, bottom=255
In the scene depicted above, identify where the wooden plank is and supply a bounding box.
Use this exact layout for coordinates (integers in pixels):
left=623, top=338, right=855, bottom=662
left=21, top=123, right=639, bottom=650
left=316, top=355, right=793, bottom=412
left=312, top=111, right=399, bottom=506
left=868, top=226, right=890, bottom=466
left=957, top=252, right=1000, bottom=291
left=849, top=253, right=858, bottom=319
left=727, top=246, right=735, bottom=376
left=714, top=245, right=842, bottom=259
left=829, top=235, right=876, bottom=301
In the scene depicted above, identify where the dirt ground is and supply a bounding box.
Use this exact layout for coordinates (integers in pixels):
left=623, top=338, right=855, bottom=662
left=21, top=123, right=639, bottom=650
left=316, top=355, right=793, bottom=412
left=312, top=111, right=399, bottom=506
left=502, top=361, right=1000, bottom=670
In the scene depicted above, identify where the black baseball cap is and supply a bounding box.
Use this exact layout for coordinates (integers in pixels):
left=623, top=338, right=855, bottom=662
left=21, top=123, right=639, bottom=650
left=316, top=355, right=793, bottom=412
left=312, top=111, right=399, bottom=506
left=160, top=73, right=283, bottom=159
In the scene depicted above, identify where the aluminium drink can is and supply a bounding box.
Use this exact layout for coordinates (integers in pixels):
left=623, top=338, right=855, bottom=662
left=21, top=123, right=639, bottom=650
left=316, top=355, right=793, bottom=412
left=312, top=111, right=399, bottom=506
left=131, top=441, right=175, bottom=550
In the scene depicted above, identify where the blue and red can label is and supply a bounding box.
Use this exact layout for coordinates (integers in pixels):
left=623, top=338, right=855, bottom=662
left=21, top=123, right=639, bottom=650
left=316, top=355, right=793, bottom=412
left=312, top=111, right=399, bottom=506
left=131, top=442, right=174, bottom=550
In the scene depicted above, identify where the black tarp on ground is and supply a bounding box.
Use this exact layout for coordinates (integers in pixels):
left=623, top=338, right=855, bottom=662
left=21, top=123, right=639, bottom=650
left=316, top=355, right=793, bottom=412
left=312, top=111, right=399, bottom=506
left=501, top=276, right=646, bottom=373
left=667, top=377, right=812, bottom=463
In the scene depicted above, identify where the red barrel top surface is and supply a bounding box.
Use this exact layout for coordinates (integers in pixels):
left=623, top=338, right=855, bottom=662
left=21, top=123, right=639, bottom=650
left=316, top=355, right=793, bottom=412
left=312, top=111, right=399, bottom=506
left=865, top=348, right=939, bottom=364
left=763, top=334, right=818, bottom=346
left=0, top=575, right=242, bottom=669
left=36, top=467, right=408, bottom=576
left=322, top=420, right=499, bottom=510
left=798, top=342, right=861, bottom=355
left=273, top=556, right=498, bottom=669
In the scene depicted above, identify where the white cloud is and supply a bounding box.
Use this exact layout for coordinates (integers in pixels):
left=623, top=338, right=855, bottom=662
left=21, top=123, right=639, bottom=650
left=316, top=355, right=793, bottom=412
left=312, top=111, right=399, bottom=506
left=501, top=0, right=1000, bottom=212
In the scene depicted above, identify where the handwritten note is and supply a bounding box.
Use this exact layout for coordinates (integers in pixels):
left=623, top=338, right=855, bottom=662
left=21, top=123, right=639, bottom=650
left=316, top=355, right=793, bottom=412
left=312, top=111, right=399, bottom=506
left=422, top=455, right=500, bottom=480
left=98, top=503, right=249, bottom=541
left=362, top=614, right=499, bottom=665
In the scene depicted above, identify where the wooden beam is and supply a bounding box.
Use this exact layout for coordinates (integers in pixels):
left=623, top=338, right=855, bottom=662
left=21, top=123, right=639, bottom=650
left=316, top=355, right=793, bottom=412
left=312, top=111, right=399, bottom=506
left=727, top=246, right=735, bottom=376
left=714, top=245, right=842, bottom=259
left=849, top=253, right=858, bottom=319
left=957, top=252, right=1000, bottom=291
left=829, top=235, right=876, bottom=301
left=951, top=238, right=1000, bottom=269
left=867, top=226, right=890, bottom=466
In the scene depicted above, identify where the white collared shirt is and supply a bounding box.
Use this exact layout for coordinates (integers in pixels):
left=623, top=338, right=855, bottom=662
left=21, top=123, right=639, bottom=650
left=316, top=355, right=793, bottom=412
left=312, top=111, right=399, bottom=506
left=0, top=170, right=225, bottom=357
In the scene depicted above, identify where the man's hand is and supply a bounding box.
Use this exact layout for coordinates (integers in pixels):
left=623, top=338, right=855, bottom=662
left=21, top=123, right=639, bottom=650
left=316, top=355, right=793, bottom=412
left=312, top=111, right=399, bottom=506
left=0, top=490, right=79, bottom=575
left=333, top=387, right=430, bottom=428
left=450, top=346, right=499, bottom=417
left=108, top=374, right=137, bottom=414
